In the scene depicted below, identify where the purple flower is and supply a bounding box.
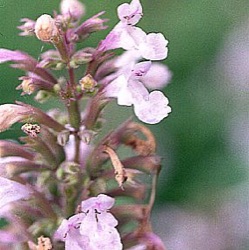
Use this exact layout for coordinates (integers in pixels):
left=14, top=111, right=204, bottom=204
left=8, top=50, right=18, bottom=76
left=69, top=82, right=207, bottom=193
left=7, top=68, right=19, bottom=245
left=100, top=0, right=168, bottom=61
left=134, top=90, right=171, bottom=124
left=140, top=62, right=172, bottom=90
left=116, top=26, right=168, bottom=61
left=104, top=60, right=171, bottom=124
left=0, top=177, right=32, bottom=208
left=117, top=0, right=143, bottom=26
left=55, top=194, right=122, bottom=250
left=54, top=214, right=89, bottom=250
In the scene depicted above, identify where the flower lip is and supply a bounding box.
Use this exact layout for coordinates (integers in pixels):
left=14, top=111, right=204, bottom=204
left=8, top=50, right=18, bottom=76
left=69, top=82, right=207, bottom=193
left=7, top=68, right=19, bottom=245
left=118, top=0, right=143, bottom=26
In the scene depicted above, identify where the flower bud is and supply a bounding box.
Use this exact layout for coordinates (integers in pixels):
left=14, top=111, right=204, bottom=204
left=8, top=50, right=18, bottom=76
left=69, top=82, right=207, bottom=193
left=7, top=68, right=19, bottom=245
left=17, top=77, right=36, bottom=95
left=35, top=14, right=60, bottom=42
left=17, top=74, right=54, bottom=96
left=74, top=12, right=108, bottom=41
left=34, top=90, right=52, bottom=103
left=79, top=74, right=97, bottom=93
left=57, top=130, right=70, bottom=146
left=28, top=236, right=52, bottom=250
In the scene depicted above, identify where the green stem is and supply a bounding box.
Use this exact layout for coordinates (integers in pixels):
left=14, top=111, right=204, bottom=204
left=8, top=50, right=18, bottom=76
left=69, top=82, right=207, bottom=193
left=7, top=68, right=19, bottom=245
left=68, top=67, right=81, bottom=164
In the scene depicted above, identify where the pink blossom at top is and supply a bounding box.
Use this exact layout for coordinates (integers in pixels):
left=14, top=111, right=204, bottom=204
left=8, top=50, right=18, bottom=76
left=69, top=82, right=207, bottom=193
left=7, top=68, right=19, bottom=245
left=100, top=24, right=168, bottom=61
left=117, top=0, right=143, bottom=26
left=0, top=177, right=32, bottom=208
left=60, top=0, right=85, bottom=20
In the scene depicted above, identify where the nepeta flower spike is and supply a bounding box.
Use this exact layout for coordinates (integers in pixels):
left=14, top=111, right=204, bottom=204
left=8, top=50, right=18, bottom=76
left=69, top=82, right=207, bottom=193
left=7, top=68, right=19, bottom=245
left=0, top=0, right=169, bottom=249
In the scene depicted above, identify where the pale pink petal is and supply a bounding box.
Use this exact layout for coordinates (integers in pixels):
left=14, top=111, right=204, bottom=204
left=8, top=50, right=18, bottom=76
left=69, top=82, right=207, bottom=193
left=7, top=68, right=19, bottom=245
left=117, top=0, right=143, bottom=25
left=0, top=231, right=25, bottom=243
left=141, top=63, right=172, bottom=89
left=127, top=79, right=149, bottom=104
left=105, top=75, right=133, bottom=106
left=60, top=0, right=85, bottom=20
left=0, top=177, right=32, bottom=208
left=81, top=194, right=115, bottom=212
left=139, top=33, right=168, bottom=60
left=54, top=219, right=69, bottom=241
left=131, top=61, right=151, bottom=79
left=0, top=49, right=29, bottom=63
left=134, top=91, right=171, bottom=124
left=0, top=104, right=27, bottom=133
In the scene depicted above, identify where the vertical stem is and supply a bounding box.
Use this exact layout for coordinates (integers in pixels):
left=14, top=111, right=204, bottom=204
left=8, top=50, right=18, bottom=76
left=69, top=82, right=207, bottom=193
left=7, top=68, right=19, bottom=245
left=67, top=67, right=81, bottom=164
left=64, top=66, right=83, bottom=216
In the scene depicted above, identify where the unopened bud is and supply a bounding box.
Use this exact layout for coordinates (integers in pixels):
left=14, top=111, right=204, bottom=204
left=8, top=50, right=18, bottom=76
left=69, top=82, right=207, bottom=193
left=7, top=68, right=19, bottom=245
left=79, top=74, right=97, bottom=92
left=35, top=14, right=60, bottom=42
left=18, top=77, right=36, bottom=95
left=74, top=12, right=108, bottom=41
left=35, top=90, right=51, bottom=103
left=57, top=130, right=70, bottom=146
left=28, top=236, right=52, bottom=250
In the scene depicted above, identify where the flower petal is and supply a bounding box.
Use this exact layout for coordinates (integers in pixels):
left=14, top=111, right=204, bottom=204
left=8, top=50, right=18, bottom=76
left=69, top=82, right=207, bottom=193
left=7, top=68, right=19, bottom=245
left=0, top=177, right=32, bottom=208
left=134, top=91, right=171, bottom=124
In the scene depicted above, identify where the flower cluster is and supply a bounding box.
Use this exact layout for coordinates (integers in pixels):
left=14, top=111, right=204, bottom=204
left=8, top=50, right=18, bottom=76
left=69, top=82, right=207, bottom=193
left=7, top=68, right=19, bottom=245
left=99, top=0, right=171, bottom=124
left=0, top=0, right=170, bottom=249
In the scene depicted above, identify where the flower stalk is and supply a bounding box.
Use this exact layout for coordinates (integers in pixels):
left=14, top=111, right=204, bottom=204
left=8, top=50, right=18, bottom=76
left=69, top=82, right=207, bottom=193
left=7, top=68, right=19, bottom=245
left=0, top=0, right=171, bottom=249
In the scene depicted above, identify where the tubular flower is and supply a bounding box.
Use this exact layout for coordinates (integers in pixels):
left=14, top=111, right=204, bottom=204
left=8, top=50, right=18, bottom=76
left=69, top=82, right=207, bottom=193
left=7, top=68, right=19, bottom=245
left=0, top=0, right=169, bottom=249
left=55, top=194, right=122, bottom=250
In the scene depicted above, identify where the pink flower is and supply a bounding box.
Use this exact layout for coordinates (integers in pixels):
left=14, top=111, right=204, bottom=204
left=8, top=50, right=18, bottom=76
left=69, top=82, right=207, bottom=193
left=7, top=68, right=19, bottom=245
left=117, top=0, right=143, bottom=26
left=55, top=194, right=122, bottom=250
left=104, top=60, right=171, bottom=124
left=100, top=0, right=168, bottom=61
left=140, top=63, right=172, bottom=90
left=0, top=177, right=32, bottom=208
left=54, top=214, right=89, bottom=250
left=118, top=26, right=168, bottom=61
left=134, top=90, right=171, bottom=124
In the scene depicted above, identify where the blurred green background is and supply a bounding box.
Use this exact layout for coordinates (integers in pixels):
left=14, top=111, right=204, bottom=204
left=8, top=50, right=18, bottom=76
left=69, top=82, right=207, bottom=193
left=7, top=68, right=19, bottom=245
left=0, top=0, right=249, bottom=249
